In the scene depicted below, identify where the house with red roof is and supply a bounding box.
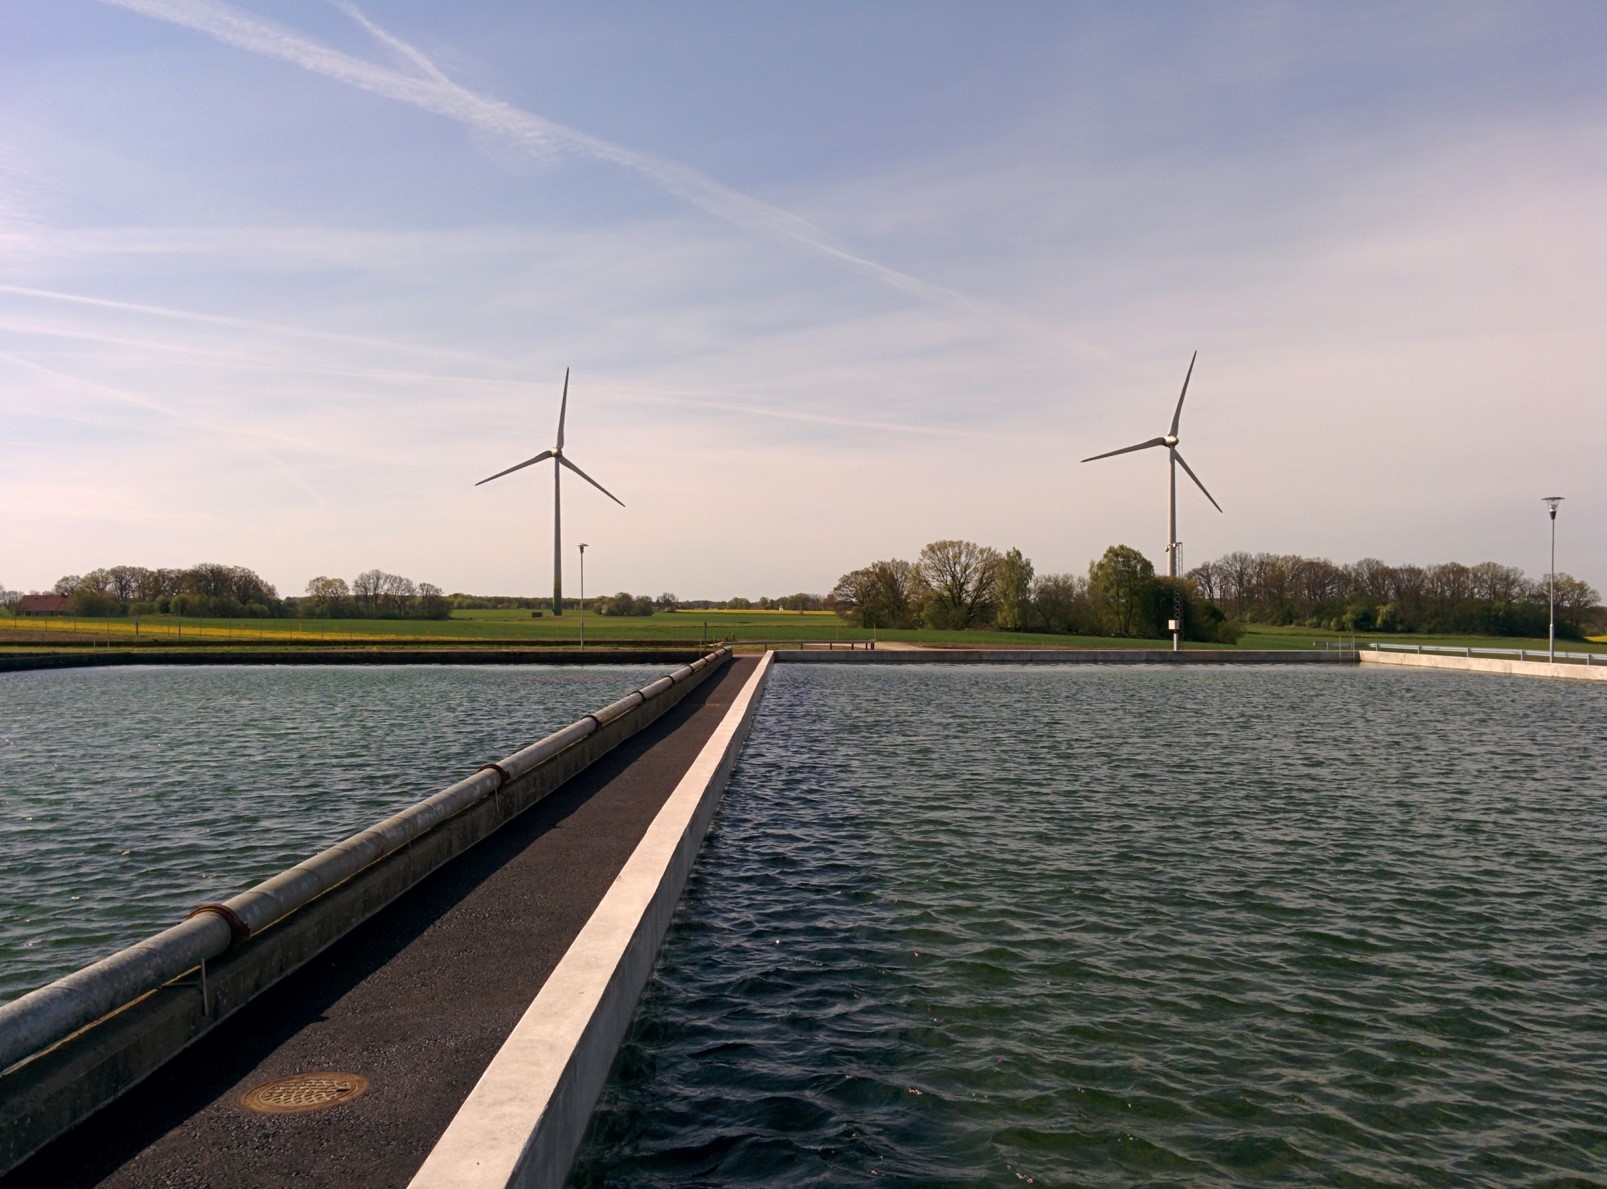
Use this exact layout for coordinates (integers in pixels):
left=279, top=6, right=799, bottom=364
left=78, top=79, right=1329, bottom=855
left=16, top=594, right=69, bottom=616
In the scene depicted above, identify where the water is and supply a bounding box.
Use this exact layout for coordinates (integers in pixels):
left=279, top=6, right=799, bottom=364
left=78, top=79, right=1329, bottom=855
left=572, top=665, right=1607, bottom=1186
left=0, top=664, right=660, bottom=1005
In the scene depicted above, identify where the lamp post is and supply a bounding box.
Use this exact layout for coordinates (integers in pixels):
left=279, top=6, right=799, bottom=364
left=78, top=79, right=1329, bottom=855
left=578, top=543, right=588, bottom=652
left=1543, top=497, right=1563, bottom=662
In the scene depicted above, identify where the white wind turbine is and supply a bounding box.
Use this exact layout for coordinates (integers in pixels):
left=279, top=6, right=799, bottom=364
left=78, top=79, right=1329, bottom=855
left=475, top=369, right=624, bottom=616
left=1082, top=351, right=1222, bottom=649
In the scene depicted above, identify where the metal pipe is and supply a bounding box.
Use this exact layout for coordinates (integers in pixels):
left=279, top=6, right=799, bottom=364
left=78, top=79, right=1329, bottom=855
left=0, top=914, right=232, bottom=1072
left=0, top=649, right=731, bottom=1074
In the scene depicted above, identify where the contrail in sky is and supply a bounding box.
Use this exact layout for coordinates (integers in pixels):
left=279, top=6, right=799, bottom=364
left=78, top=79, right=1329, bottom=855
left=0, top=349, right=182, bottom=422
left=98, top=0, right=991, bottom=317
left=0, top=348, right=336, bottom=498
left=0, top=283, right=511, bottom=366
left=605, top=386, right=986, bottom=440
left=2, top=313, right=984, bottom=441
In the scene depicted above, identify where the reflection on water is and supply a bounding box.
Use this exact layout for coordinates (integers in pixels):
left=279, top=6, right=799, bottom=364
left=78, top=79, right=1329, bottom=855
left=0, top=664, right=658, bottom=1004
left=573, top=665, right=1607, bottom=1186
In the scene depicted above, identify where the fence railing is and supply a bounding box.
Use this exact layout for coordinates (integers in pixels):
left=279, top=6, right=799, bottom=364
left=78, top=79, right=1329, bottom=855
left=1315, top=640, right=1601, bottom=665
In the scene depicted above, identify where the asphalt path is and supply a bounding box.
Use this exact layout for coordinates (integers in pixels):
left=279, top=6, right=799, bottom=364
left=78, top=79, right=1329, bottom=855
left=5, top=655, right=759, bottom=1189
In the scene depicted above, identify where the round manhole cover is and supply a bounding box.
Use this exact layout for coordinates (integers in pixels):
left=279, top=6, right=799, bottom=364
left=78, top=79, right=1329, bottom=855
left=241, top=1072, right=369, bottom=1114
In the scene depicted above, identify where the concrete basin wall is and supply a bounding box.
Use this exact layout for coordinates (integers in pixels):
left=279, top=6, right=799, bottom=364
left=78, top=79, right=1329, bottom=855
left=773, top=648, right=1357, bottom=665
left=1359, top=650, right=1607, bottom=681
left=0, top=650, right=733, bottom=1177
left=409, top=651, right=776, bottom=1189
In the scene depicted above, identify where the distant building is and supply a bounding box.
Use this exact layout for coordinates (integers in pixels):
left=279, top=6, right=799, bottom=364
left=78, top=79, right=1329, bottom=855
left=17, top=594, right=69, bottom=616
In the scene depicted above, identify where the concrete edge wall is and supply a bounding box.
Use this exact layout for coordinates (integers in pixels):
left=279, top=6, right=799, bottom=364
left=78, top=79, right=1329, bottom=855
left=408, top=651, right=776, bottom=1189
left=773, top=648, right=1356, bottom=665
left=0, top=650, right=710, bottom=674
left=1358, top=650, right=1607, bottom=682
left=0, top=652, right=732, bottom=1177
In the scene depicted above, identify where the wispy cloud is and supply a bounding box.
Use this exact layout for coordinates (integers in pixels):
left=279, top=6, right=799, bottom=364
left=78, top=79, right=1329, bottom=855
left=603, top=383, right=984, bottom=440
left=0, top=349, right=182, bottom=422
left=0, top=348, right=332, bottom=501
left=0, top=283, right=509, bottom=366
left=98, top=0, right=998, bottom=319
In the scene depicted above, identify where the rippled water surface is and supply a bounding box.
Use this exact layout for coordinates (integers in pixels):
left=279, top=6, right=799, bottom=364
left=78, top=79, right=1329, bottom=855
left=573, top=665, right=1607, bottom=1186
left=0, top=664, right=660, bottom=1004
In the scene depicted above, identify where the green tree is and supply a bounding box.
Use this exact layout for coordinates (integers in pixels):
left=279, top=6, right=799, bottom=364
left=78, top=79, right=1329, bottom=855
left=1549, top=573, right=1602, bottom=638
left=1151, top=577, right=1241, bottom=643
left=1088, top=545, right=1156, bottom=637
left=418, top=583, right=450, bottom=620
left=67, top=587, right=120, bottom=617
left=832, top=560, right=925, bottom=629
left=994, top=547, right=1035, bottom=631
left=918, top=539, right=1000, bottom=629
left=305, top=576, right=351, bottom=618
left=1033, top=573, right=1094, bottom=634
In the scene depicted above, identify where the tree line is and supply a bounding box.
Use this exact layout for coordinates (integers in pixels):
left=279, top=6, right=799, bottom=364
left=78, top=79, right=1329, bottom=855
left=26, top=563, right=286, bottom=618
left=11, top=548, right=1599, bottom=639
left=585, top=591, right=835, bottom=615
left=1186, top=553, right=1601, bottom=638
left=2, top=568, right=842, bottom=621
left=303, top=572, right=450, bottom=619
left=2, top=564, right=456, bottom=621
left=832, top=539, right=1243, bottom=642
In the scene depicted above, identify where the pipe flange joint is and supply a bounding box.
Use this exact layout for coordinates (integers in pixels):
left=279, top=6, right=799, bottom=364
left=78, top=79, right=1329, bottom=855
left=186, top=902, right=252, bottom=950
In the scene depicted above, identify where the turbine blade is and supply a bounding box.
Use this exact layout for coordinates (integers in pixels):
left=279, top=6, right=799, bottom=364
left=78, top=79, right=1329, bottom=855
left=1173, top=449, right=1222, bottom=512
left=1081, top=437, right=1167, bottom=463
left=559, top=454, right=625, bottom=507
left=555, top=367, right=569, bottom=450
left=1169, top=351, right=1198, bottom=438
left=474, top=449, right=552, bottom=486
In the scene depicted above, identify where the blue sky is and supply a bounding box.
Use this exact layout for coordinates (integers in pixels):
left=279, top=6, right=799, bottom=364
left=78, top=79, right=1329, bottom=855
left=3, top=2, right=1604, bottom=600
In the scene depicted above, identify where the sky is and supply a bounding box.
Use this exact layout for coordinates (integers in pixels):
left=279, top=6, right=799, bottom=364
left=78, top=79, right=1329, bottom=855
left=3, top=1, right=1604, bottom=601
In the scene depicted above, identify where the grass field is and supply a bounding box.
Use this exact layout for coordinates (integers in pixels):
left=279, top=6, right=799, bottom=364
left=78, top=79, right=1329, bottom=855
left=1238, top=623, right=1607, bottom=655
left=1, top=609, right=1603, bottom=656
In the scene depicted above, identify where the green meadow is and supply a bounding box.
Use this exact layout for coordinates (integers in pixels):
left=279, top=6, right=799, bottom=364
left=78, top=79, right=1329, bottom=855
left=3, top=608, right=1604, bottom=657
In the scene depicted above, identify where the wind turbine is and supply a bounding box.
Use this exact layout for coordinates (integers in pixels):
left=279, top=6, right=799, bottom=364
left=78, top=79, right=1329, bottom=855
left=475, top=369, right=624, bottom=616
left=1082, top=351, right=1222, bottom=648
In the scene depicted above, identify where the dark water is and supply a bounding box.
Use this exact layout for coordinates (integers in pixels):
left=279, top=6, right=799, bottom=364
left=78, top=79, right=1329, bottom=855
left=572, top=665, right=1607, bottom=1186
left=0, top=664, right=659, bottom=1005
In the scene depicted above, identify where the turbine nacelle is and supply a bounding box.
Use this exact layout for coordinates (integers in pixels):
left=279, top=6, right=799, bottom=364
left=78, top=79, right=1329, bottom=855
left=1080, top=351, right=1221, bottom=514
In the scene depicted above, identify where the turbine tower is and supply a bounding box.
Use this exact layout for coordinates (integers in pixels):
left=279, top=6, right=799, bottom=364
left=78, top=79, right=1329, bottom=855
left=475, top=369, right=624, bottom=616
left=1082, top=352, right=1222, bottom=648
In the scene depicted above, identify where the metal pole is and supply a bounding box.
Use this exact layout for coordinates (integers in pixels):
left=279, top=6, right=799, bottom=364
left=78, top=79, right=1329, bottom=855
left=1169, top=449, right=1180, bottom=651
left=1173, top=541, right=1184, bottom=654
left=578, top=543, right=587, bottom=652
left=553, top=458, right=563, bottom=617
left=1544, top=497, right=1563, bottom=663
left=1168, top=448, right=1178, bottom=578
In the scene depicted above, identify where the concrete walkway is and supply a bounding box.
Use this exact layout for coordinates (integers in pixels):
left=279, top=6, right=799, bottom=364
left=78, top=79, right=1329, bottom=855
left=4, top=656, right=760, bottom=1189
left=1358, top=649, right=1607, bottom=681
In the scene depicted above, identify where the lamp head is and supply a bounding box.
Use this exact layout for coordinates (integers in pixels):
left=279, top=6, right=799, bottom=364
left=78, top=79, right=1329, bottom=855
left=1542, top=496, right=1563, bottom=520
left=578, top=542, right=588, bottom=553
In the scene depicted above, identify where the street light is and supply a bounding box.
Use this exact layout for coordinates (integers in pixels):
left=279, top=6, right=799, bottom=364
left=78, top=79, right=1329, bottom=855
left=578, top=543, right=588, bottom=653
left=1543, top=497, right=1563, bottom=663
